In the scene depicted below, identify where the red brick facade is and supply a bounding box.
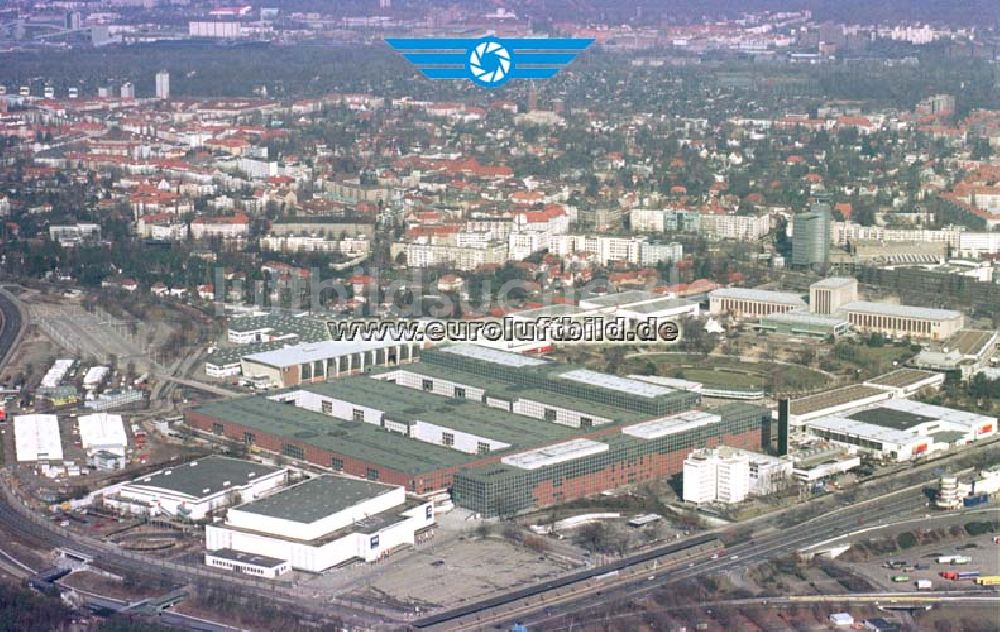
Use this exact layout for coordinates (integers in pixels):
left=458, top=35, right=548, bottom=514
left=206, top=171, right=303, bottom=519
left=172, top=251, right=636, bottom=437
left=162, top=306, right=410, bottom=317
left=185, top=413, right=762, bottom=505
left=531, top=428, right=762, bottom=508
left=186, top=410, right=505, bottom=492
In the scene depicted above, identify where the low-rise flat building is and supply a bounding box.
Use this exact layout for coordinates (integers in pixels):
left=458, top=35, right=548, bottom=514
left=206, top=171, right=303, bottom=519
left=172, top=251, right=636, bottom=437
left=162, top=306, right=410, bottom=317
left=784, top=385, right=893, bottom=427
left=240, top=339, right=422, bottom=389
left=77, top=413, right=127, bottom=457
left=100, top=456, right=287, bottom=520
left=14, top=414, right=63, bottom=462
left=205, top=476, right=434, bottom=573
left=801, top=400, right=996, bottom=462
left=837, top=301, right=964, bottom=341
left=755, top=310, right=851, bottom=339
left=709, top=288, right=806, bottom=318
left=205, top=548, right=291, bottom=578
left=863, top=369, right=944, bottom=397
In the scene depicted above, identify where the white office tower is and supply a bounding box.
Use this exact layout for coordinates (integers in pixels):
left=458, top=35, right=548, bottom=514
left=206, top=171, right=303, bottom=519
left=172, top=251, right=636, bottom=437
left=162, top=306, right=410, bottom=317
left=682, top=452, right=718, bottom=504
left=715, top=454, right=751, bottom=503
left=683, top=447, right=753, bottom=504
left=155, top=71, right=170, bottom=99
left=120, top=82, right=135, bottom=99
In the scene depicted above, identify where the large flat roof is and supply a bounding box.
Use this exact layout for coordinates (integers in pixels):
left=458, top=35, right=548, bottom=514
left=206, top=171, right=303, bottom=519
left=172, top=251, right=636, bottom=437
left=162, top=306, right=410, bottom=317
left=848, top=407, right=938, bottom=431
left=77, top=413, right=127, bottom=448
left=805, top=415, right=923, bottom=446
left=864, top=369, right=940, bottom=389
left=233, top=476, right=397, bottom=524
left=437, top=343, right=550, bottom=368
left=128, top=456, right=283, bottom=500
left=622, top=410, right=721, bottom=439
left=378, top=364, right=649, bottom=423
left=838, top=301, right=962, bottom=321
left=788, top=385, right=888, bottom=416
left=710, top=288, right=806, bottom=306
left=227, top=314, right=331, bottom=341
left=245, top=338, right=415, bottom=368
left=14, top=414, right=63, bottom=462
left=948, top=329, right=997, bottom=356
left=811, top=277, right=857, bottom=290
left=302, top=378, right=579, bottom=447
left=192, top=396, right=475, bottom=475
left=511, top=304, right=586, bottom=319
left=870, top=399, right=995, bottom=430
left=617, top=297, right=699, bottom=315
left=556, top=369, right=676, bottom=398
left=501, top=439, right=608, bottom=470
left=423, top=346, right=698, bottom=409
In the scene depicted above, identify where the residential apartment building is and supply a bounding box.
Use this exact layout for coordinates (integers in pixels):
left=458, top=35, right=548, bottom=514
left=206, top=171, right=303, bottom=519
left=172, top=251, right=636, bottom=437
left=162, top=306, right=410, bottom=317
left=699, top=213, right=771, bottom=241
left=191, top=214, right=250, bottom=239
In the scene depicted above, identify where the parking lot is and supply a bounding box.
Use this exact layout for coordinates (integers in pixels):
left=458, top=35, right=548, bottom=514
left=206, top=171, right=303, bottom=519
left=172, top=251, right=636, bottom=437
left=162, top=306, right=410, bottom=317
left=851, top=532, right=1000, bottom=591
left=344, top=536, right=576, bottom=608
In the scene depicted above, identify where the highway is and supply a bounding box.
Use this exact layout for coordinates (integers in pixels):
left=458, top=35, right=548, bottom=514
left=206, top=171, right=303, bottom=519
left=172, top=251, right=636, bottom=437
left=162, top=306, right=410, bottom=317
left=0, top=289, right=391, bottom=630
left=0, top=474, right=391, bottom=629
left=417, top=487, right=933, bottom=630
left=508, top=491, right=997, bottom=632
left=0, top=287, right=994, bottom=632
left=535, top=591, right=1000, bottom=631
left=415, top=436, right=1000, bottom=631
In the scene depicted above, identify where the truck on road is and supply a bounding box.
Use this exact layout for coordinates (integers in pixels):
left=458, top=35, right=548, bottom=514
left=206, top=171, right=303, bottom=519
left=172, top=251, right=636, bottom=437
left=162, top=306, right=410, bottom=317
left=940, top=571, right=980, bottom=581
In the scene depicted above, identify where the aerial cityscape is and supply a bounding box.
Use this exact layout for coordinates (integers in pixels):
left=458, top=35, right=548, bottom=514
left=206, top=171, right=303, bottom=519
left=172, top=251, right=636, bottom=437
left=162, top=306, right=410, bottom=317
left=0, top=1, right=998, bottom=631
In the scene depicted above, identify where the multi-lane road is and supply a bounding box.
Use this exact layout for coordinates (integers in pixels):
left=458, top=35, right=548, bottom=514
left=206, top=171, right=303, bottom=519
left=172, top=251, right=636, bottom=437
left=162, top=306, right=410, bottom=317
left=0, top=287, right=996, bottom=632
left=416, top=487, right=936, bottom=631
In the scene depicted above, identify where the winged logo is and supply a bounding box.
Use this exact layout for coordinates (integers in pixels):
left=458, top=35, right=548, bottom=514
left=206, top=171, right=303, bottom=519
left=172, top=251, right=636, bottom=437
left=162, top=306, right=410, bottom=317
left=385, top=36, right=594, bottom=88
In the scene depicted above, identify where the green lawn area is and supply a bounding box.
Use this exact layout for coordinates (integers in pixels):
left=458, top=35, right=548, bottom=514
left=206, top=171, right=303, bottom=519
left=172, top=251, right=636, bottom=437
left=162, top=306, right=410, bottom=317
left=678, top=367, right=767, bottom=389
left=622, top=353, right=829, bottom=393
left=833, top=342, right=917, bottom=376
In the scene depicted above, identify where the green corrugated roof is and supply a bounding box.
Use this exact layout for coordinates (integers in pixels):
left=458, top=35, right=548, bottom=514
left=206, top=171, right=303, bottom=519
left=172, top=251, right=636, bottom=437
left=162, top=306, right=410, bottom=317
left=235, top=476, right=396, bottom=523
left=304, top=378, right=580, bottom=447
left=372, top=364, right=649, bottom=424
left=130, top=456, right=283, bottom=499
left=192, top=396, right=475, bottom=475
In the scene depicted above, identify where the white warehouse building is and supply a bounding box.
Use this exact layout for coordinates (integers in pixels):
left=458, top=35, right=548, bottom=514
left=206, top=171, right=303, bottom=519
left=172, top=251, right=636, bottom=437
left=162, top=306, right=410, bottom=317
left=14, top=414, right=63, bottom=462
left=206, top=476, right=435, bottom=573
left=77, top=413, right=128, bottom=457
left=100, top=456, right=287, bottom=520
left=802, top=399, right=996, bottom=462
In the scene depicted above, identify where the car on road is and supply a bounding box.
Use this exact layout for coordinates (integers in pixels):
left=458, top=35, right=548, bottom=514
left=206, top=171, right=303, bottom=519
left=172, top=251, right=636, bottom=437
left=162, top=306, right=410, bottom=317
left=430, top=560, right=445, bottom=567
